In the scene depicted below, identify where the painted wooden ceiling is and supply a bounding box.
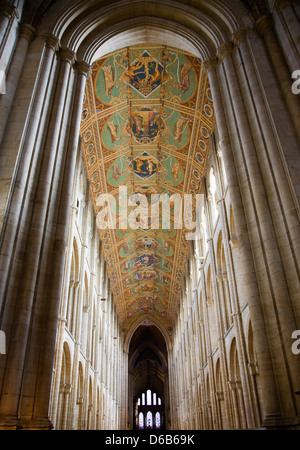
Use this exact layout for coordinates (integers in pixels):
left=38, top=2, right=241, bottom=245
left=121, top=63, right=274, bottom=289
left=80, top=45, right=214, bottom=336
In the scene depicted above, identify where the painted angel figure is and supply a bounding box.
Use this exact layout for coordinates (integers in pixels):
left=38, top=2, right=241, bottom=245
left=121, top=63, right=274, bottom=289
left=179, top=62, right=192, bottom=93
left=102, top=64, right=115, bottom=97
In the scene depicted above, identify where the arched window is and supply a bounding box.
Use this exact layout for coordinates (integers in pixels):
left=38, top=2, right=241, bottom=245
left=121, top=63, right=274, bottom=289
left=139, top=412, right=144, bottom=430
left=146, top=411, right=153, bottom=428
left=155, top=412, right=161, bottom=429
left=147, top=389, right=152, bottom=405
left=153, top=392, right=157, bottom=405
left=136, top=390, right=163, bottom=430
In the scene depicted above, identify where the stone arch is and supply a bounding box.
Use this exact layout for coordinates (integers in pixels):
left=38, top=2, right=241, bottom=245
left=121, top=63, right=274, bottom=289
left=127, top=321, right=169, bottom=430
left=124, top=314, right=172, bottom=354
left=35, top=0, right=253, bottom=64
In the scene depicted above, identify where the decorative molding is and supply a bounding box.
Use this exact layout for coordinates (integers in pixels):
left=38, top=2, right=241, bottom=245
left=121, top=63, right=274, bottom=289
left=0, top=2, right=18, bottom=20
left=202, top=57, right=218, bottom=74
left=60, top=47, right=76, bottom=65
left=44, top=33, right=60, bottom=52
left=19, top=24, right=35, bottom=44
left=256, top=15, right=273, bottom=38
left=77, top=60, right=92, bottom=78
left=232, top=28, right=249, bottom=47
left=229, top=237, right=238, bottom=249
left=216, top=42, right=233, bottom=61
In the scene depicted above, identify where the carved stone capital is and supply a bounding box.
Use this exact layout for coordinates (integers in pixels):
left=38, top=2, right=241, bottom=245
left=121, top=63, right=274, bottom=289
left=232, top=28, right=249, bottom=47
left=202, top=57, right=218, bottom=75
left=77, top=61, right=92, bottom=78
left=19, top=24, right=35, bottom=43
left=256, top=15, right=273, bottom=38
left=217, top=42, right=233, bottom=61
left=45, top=33, right=60, bottom=52
left=60, top=47, right=76, bottom=65
left=0, top=2, right=18, bottom=20
left=229, top=237, right=239, bottom=249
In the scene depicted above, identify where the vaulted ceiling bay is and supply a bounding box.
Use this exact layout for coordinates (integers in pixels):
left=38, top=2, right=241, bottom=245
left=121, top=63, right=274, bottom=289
left=80, top=45, right=215, bottom=336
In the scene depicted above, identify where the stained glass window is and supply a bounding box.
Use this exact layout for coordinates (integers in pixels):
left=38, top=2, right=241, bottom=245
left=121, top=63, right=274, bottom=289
left=155, top=412, right=161, bottom=429
left=146, top=411, right=153, bottom=428
left=139, top=412, right=144, bottom=429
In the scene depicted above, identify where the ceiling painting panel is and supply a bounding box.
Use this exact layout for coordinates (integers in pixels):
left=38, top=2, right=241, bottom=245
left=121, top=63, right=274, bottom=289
left=80, top=45, right=215, bottom=336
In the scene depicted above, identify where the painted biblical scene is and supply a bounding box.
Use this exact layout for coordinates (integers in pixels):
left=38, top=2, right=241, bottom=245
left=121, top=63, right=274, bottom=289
left=80, top=44, right=215, bottom=332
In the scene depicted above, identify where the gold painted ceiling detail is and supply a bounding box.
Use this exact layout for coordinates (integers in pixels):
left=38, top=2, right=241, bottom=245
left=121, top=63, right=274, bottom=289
left=80, top=45, right=215, bottom=335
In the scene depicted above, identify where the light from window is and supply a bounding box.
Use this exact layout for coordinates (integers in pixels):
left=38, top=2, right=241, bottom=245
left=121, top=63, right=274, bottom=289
left=155, top=412, right=161, bottom=429
left=147, top=389, right=152, bottom=405
left=139, top=412, right=144, bottom=430
left=153, top=392, right=157, bottom=405
left=146, top=411, right=153, bottom=429
left=142, top=393, right=145, bottom=405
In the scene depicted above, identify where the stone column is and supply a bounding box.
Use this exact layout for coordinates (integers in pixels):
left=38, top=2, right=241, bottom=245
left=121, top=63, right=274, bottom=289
left=29, top=60, right=91, bottom=429
left=203, top=57, right=282, bottom=424
left=61, top=383, right=72, bottom=430
left=217, top=195, right=256, bottom=427
left=226, top=32, right=300, bottom=421
left=49, top=317, right=66, bottom=429
left=14, top=46, right=77, bottom=429
left=0, top=1, right=18, bottom=52
left=233, top=27, right=300, bottom=414
left=0, top=34, right=60, bottom=430
left=256, top=15, right=300, bottom=142
left=228, top=381, right=240, bottom=428
left=207, top=236, right=233, bottom=428
left=0, top=23, right=35, bottom=146
left=0, top=49, right=90, bottom=429
left=274, top=0, right=300, bottom=69
left=0, top=34, right=59, bottom=303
